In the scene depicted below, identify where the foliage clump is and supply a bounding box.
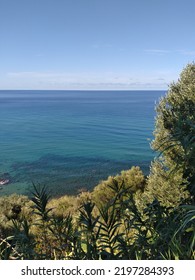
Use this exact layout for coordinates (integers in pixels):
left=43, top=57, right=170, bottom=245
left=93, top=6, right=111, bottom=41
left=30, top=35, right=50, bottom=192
left=92, top=166, right=145, bottom=207
left=147, top=63, right=195, bottom=204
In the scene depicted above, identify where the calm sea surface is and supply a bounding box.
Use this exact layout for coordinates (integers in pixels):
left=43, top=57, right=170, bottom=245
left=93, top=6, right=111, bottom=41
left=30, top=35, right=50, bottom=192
left=0, top=90, right=165, bottom=197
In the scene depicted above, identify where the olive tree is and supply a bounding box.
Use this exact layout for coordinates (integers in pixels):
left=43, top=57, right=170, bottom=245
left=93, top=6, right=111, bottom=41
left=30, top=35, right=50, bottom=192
left=147, top=63, right=195, bottom=205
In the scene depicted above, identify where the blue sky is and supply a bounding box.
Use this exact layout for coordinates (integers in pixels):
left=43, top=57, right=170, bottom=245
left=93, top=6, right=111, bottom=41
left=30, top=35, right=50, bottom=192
left=0, top=0, right=195, bottom=90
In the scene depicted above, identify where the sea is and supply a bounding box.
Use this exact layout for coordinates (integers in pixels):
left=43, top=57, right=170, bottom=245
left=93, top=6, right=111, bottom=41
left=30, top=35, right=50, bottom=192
left=0, top=90, right=166, bottom=197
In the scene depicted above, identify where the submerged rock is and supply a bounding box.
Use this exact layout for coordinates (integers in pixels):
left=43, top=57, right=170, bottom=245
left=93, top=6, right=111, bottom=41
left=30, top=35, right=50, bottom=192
left=0, top=173, right=11, bottom=186
left=0, top=179, right=10, bottom=185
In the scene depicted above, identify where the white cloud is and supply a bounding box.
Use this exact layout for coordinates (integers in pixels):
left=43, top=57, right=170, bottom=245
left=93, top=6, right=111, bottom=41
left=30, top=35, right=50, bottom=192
left=145, top=49, right=195, bottom=56
left=177, top=50, right=195, bottom=56
left=91, top=43, right=113, bottom=49
left=1, top=71, right=170, bottom=90
left=144, top=49, right=171, bottom=54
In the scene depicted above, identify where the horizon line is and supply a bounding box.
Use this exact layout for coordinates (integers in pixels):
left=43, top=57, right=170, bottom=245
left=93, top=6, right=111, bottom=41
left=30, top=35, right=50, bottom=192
left=0, top=88, right=168, bottom=91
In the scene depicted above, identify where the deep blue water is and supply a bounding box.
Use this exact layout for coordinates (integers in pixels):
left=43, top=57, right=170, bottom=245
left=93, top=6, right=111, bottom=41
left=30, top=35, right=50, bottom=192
left=0, top=90, right=165, bottom=197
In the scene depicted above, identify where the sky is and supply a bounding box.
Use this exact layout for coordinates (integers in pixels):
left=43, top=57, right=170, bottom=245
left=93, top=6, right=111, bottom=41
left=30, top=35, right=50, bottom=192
left=0, top=0, right=195, bottom=90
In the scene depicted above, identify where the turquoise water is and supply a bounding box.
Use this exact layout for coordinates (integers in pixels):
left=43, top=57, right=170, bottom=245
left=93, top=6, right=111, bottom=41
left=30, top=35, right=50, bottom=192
left=0, top=90, right=165, bottom=197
